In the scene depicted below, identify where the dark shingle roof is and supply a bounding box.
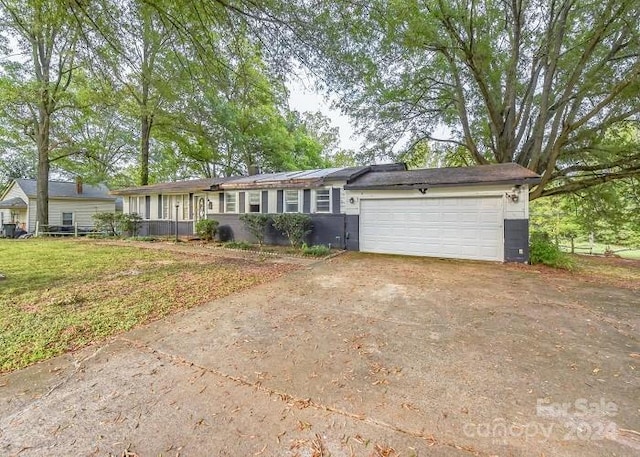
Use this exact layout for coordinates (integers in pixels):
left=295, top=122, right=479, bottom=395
left=345, top=163, right=541, bottom=190
left=0, top=197, right=27, bottom=209
left=323, top=166, right=370, bottom=181
left=219, top=168, right=344, bottom=190
left=16, top=179, right=114, bottom=200
left=110, top=165, right=408, bottom=194
left=110, top=177, right=235, bottom=195
left=324, top=163, right=407, bottom=181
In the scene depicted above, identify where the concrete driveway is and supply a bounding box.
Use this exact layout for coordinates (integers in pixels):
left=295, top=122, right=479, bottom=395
left=1, top=253, right=639, bottom=456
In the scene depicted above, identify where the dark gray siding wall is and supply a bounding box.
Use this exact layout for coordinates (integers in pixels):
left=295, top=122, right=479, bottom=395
left=345, top=215, right=359, bottom=251
left=307, top=214, right=344, bottom=247
left=139, top=220, right=193, bottom=236
left=209, top=213, right=358, bottom=249
left=504, top=219, right=529, bottom=263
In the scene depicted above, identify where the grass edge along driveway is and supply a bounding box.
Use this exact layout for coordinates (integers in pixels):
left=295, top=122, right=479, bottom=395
left=0, top=239, right=298, bottom=373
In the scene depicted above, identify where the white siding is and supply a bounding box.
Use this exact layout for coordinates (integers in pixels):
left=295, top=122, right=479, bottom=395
left=210, top=192, right=222, bottom=214
left=47, top=199, right=116, bottom=227
left=504, top=184, right=529, bottom=219
left=0, top=182, right=30, bottom=229
left=268, top=190, right=278, bottom=213
left=28, top=200, right=37, bottom=232
left=345, top=184, right=528, bottom=219
left=150, top=195, right=159, bottom=219
left=122, top=197, right=130, bottom=214
left=325, top=180, right=347, bottom=213
left=0, top=209, right=27, bottom=227
left=1, top=182, right=29, bottom=201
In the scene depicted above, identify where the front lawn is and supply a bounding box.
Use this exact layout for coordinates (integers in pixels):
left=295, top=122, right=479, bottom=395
left=0, top=239, right=296, bottom=372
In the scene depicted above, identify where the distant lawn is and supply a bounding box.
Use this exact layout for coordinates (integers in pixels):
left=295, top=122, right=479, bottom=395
left=559, top=241, right=640, bottom=260
left=0, top=239, right=295, bottom=372
left=570, top=254, right=640, bottom=289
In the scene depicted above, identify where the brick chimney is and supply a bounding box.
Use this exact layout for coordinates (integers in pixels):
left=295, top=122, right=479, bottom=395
left=248, top=164, right=260, bottom=176
left=76, top=176, right=83, bottom=194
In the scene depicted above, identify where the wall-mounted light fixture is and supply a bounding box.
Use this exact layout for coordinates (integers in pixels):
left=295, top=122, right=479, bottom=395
left=418, top=188, right=428, bottom=194
left=348, top=197, right=355, bottom=204
left=506, top=185, right=522, bottom=203
left=506, top=192, right=519, bottom=203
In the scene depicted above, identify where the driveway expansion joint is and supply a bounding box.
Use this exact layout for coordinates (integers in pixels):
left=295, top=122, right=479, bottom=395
left=117, top=336, right=487, bottom=456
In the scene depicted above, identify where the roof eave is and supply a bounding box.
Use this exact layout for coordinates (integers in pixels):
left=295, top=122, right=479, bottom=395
left=345, top=177, right=541, bottom=191
left=220, top=178, right=324, bottom=190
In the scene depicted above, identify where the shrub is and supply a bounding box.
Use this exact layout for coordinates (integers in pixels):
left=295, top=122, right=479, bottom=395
left=127, top=236, right=156, bottom=242
left=92, top=212, right=120, bottom=236
left=195, top=219, right=219, bottom=241
left=530, top=232, right=574, bottom=269
left=225, top=240, right=253, bottom=250
left=239, top=213, right=272, bottom=245
left=272, top=213, right=312, bottom=247
left=301, top=243, right=331, bottom=257
left=120, top=213, right=143, bottom=237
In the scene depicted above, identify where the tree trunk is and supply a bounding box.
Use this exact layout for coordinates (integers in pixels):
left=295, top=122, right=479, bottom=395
left=36, top=99, right=51, bottom=227
left=36, top=142, right=50, bottom=227
left=140, top=114, right=151, bottom=185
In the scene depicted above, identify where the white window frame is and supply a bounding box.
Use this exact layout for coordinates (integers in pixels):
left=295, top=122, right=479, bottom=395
left=225, top=192, right=237, bottom=213
left=61, top=212, right=74, bottom=226
left=181, top=194, right=190, bottom=220
left=129, top=196, right=138, bottom=215
left=248, top=191, right=261, bottom=213
left=130, top=196, right=146, bottom=218
left=314, top=188, right=331, bottom=213
left=284, top=189, right=300, bottom=213
left=162, top=195, right=169, bottom=219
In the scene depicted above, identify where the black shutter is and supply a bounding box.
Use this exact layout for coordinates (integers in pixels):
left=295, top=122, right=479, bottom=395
left=303, top=189, right=311, bottom=213
left=239, top=192, right=246, bottom=213
left=188, top=193, right=193, bottom=219
left=157, top=194, right=162, bottom=218
left=332, top=188, right=341, bottom=214
left=219, top=193, right=225, bottom=213
left=261, top=191, right=268, bottom=213
left=276, top=190, right=283, bottom=213
left=145, top=196, right=150, bottom=219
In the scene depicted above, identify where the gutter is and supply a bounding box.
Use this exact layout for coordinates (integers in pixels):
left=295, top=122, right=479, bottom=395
left=344, top=177, right=542, bottom=191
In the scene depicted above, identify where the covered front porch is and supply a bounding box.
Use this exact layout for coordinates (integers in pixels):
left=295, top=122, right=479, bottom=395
left=0, top=197, right=28, bottom=237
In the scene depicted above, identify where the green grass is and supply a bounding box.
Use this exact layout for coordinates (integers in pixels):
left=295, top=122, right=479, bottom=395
left=301, top=244, right=332, bottom=257
left=559, top=241, right=640, bottom=260
left=0, top=238, right=293, bottom=372
left=224, top=240, right=254, bottom=250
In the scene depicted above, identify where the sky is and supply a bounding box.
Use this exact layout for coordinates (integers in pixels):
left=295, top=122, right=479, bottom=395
left=286, top=74, right=364, bottom=152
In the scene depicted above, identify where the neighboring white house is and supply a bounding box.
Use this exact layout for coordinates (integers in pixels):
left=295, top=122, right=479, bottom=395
left=0, top=178, right=117, bottom=233
left=112, top=163, right=541, bottom=263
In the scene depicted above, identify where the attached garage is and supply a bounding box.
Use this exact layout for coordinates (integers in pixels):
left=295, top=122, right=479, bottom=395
left=345, top=163, right=541, bottom=263
left=359, top=196, right=504, bottom=261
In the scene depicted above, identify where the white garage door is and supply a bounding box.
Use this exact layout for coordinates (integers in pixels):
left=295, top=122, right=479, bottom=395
left=360, top=197, right=504, bottom=261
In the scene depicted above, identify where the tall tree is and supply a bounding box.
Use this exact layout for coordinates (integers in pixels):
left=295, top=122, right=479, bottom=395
left=284, top=0, right=640, bottom=198
left=0, top=0, right=80, bottom=225
left=74, top=0, right=178, bottom=185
